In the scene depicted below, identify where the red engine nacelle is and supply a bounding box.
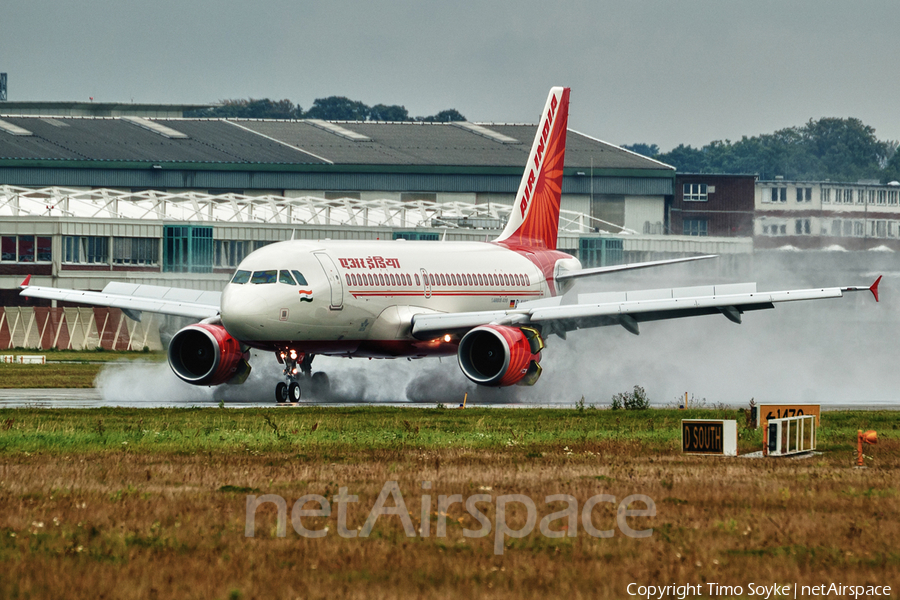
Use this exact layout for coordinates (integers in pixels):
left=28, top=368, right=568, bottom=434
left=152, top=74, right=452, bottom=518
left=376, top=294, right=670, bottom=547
left=167, top=323, right=247, bottom=386
left=457, top=325, right=543, bottom=387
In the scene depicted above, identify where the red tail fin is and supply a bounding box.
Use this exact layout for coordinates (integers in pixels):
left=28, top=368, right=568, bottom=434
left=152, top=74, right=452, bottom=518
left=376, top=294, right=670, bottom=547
left=495, top=87, right=570, bottom=250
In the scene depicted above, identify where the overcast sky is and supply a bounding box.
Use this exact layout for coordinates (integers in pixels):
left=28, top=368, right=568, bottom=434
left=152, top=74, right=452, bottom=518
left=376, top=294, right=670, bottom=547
left=4, top=0, right=899, bottom=151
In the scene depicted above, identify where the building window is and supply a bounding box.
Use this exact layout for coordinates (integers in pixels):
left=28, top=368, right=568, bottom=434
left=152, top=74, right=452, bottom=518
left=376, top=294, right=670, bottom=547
left=889, top=191, right=898, bottom=205
left=1, top=236, right=14, bottom=261
left=795, top=187, right=812, bottom=202
left=877, top=190, right=886, bottom=205
left=857, top=190, right=866, bottom=204
left=113, top=238, right=159, bottom=266
left=393, top=232, right=439, bottom=241
left=770, top=187, right=787, bottom=202
left=822, top=188, right=832, bottom=204
left=215, top=240, right=250, bottom=268
left=683, top=219, right=708, bottom=236
left=163, top=225, right=213, bottom=273
left=853, top=221, right=864, bottom=236
left=843, top=189, right=853, bottom=204
left=831, top=220, right=842, bottom=237
left=1, top=235, right=52, bottom=263
left=683, top=183, right=708, bottom=201
left=64, top=236, right=108, bottom=264
left=875, top=221, right=887, bottom=238
left=795, top=219, right=811, bottom=235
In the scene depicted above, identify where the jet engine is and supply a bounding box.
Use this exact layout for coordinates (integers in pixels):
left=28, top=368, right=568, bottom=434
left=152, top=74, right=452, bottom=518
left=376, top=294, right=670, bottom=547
left=457, top=325, right=544, bottom=387
left=167, top=323, right=250, bottom=386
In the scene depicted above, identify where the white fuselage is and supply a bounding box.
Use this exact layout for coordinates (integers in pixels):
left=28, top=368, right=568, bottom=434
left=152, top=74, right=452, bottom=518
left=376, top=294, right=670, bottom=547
left=220, top=239, right=579, bottom=357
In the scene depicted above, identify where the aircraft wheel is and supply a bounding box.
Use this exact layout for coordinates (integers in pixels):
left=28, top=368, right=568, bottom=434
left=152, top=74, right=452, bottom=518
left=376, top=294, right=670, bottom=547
left=311, top=372, right=330, bottom=393
left=275, top=382, right=288, bottom=403
left=288, top=381, right=302, bottom=402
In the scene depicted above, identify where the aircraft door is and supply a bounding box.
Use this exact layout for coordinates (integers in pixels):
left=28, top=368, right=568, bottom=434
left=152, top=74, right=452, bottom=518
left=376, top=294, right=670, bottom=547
left=314, top=252, right=343, bottom=310
left=420, top=268, right=432, bottom=299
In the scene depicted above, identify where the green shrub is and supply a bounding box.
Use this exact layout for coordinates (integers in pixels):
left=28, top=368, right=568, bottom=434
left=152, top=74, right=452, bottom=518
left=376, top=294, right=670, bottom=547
left=611, top=385, right=650, bottom=410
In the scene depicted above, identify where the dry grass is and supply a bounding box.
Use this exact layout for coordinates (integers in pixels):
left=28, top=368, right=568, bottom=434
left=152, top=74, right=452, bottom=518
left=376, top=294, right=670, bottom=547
left=0, top=364, right=103, bottom=388
left=0, top=409, right=898, bottom=599
left=0, top=350, right=165, bottom=389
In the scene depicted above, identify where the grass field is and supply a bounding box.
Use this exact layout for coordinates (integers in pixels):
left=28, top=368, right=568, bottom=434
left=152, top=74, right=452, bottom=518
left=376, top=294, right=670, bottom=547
left=0, top=350, right=165, bottom=389
left=1, top=407, right=897, bottom=599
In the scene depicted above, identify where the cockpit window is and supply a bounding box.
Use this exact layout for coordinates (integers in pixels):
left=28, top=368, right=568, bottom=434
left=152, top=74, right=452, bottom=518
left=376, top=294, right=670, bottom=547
left=250, top=270, right=277, bottom=284
left=279, top=270, right=296, bottom=285
left=291, top=270, right=309, bottom=286
left=231, top=270, right=251, bottom=284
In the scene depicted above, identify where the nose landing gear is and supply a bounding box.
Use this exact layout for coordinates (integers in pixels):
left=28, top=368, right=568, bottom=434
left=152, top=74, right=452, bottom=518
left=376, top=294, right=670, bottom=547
left=275, top=350, right=328, bottom=403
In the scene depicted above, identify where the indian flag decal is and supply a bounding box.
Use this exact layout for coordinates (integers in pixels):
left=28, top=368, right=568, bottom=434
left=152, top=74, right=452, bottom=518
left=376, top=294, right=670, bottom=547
left=298, top=290, right=313, bottom=302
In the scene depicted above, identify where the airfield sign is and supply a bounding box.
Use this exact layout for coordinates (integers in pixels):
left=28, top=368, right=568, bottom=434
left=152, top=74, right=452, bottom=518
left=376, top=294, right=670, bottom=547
left=682, top=420, right=737, bottom=456
left=755, top=404, right=820, bottom=432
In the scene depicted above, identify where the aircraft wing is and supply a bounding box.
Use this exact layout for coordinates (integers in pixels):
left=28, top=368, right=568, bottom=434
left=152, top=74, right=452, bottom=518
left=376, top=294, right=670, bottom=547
left=410, top=279, right=881, bottom=340
left=555, top=254, right=717, bottom=281
left=19, top=279, right=221, bottom=321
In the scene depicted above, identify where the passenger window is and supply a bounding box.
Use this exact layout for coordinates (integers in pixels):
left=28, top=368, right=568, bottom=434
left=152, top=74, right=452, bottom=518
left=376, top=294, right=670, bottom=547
left=279, top=270, right=296, bottom=285
left=345, top=274, right=352, bottom=285
left=231, top=270, right=251, bottom=284
left=291, top=270, right=309, bottom=286
left=250, top=270, right=277, bottom=284
left=415, top=274, right=421, bottom=286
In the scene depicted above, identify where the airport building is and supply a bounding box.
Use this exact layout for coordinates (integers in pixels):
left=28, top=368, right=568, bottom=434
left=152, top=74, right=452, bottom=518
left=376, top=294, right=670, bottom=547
left=671, top=174, right=756, bottom=238
left=0, top=110, right=759, bottom=306
left=754, top=179, right=900, bottom=251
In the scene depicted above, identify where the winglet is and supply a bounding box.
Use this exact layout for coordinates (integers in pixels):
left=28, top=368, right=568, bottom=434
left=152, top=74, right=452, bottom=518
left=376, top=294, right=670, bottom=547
left=870, top=275, right=882, bottom=302
left=19, top=275, right=32, bottom=289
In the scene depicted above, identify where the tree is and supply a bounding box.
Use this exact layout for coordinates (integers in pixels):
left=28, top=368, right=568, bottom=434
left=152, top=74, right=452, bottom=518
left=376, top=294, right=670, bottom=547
left=185, top=98, right=302, bottom=119
left=304, top=96, right=371, bottom=121
left=655, top=117, right=897, bottom=182
left=621, top=143, right=659, bottom=158
left=417, top=109, right=466, bottom=123
left=369, top=104, right=410, bottom=121
left=883, top=147, right=900, bottom=183
left=654, top=144, right=707, bottom=172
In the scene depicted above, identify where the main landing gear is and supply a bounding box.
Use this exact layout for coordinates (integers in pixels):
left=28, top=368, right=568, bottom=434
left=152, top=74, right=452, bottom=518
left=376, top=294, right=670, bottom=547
left=275, top=351, right=330, bottom=403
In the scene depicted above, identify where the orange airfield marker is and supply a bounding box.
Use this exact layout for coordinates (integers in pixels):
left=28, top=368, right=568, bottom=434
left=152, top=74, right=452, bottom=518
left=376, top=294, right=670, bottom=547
left=857, top=430, right=877, bottom=467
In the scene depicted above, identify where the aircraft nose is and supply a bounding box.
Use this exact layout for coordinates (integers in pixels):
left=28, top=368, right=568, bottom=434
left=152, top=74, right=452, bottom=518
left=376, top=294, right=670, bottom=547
left=220, top=285, right=269, bottom=339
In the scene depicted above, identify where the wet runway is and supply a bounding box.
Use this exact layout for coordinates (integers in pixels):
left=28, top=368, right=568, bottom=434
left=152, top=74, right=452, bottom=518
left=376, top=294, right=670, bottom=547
left=0, top=388, right=539, bottom=409
left=0, top=388, right=896, bottom=411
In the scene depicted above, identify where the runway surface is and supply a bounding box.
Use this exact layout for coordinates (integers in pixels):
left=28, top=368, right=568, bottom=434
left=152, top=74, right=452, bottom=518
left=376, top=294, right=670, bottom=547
left=0, top=388, right=897, bottom=410
left=0, top=388, right=529, bottom=409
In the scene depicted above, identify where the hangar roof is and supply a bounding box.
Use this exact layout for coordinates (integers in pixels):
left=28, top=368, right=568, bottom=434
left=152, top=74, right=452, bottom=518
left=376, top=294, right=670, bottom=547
left=0, top=115, right=671, bottom=175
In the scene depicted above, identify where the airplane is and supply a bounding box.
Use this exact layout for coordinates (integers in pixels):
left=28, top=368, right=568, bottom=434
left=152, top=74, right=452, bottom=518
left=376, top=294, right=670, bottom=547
left=19, top=87, right=881, bottom=403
